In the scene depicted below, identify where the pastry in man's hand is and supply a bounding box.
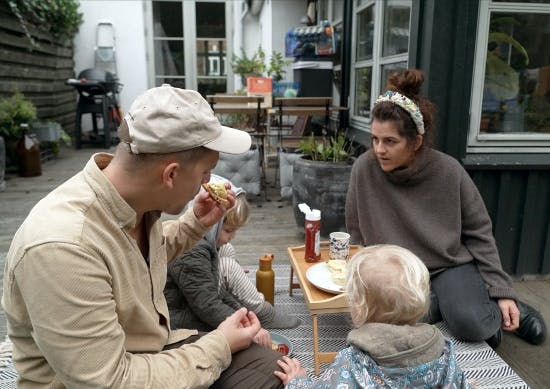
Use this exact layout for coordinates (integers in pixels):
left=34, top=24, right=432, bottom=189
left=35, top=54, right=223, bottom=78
left=202, top=182, right=230, bottom=208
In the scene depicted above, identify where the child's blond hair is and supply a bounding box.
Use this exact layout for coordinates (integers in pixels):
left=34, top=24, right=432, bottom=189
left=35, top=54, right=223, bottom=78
left=345, top=244, right=430, bottom=327
left=223, top=193, right=250, bottom=228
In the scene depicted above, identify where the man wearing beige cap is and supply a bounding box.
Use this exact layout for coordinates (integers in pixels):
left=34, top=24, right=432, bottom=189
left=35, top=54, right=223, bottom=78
left=2, top=85, right=284, bottom=388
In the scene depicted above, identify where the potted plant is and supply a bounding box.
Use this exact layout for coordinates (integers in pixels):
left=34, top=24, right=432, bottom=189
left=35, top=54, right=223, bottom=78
left=0, top=91, right=37, bottom=167
left=292, top=133, right=355, bottom=236
left=267, top=51, right=291, bottom=83
left=231, top=47, right=266, bottom=87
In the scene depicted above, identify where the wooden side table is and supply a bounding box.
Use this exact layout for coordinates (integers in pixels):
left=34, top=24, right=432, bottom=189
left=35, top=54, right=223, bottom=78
left=287, top=242, right=360, bottom=374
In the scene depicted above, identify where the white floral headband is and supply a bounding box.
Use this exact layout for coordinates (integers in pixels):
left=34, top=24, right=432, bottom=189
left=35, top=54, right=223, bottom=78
left=375, top=90, right=425, bottom=135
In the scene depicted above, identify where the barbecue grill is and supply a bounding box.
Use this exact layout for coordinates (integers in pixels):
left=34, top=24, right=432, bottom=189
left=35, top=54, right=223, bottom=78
left=67, top=68, right=123, bottom=149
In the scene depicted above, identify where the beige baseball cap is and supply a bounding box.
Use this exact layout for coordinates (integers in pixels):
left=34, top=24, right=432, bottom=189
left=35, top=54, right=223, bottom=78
left=123, top=84, right=251, bottom=154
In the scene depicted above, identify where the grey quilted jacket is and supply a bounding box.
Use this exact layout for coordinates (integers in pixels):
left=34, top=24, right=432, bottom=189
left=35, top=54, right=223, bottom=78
left=164, top=222, right=243, bottom=331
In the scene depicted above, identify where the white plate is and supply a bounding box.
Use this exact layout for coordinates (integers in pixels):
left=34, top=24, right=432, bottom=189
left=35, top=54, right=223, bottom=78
left=270, top=332, right=293, bottom=356
left=306, top=262, right=345, bottom=294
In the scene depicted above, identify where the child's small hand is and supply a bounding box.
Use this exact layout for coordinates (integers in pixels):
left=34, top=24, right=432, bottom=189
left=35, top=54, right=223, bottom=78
left=253, top=327, right=272, bottom=348
left=274, top=356, right=307, bottom=385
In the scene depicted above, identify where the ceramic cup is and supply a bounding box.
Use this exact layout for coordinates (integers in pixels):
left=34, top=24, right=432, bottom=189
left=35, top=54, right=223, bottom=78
left=329, top=232, right=351, bottom=261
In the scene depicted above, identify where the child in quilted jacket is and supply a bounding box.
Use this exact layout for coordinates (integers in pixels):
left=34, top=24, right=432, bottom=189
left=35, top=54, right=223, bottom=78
left=164, top=174, right=300, bottom=336
left=275, top=244, right=475, bottom=389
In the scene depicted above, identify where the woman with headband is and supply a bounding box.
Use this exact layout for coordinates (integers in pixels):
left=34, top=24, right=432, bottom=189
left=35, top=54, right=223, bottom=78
left=345, top=69, right=546, bottom=348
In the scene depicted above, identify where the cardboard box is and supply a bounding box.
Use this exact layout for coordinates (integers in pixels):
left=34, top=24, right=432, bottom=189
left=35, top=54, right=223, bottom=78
left=247, top=77, right=272, bottom=108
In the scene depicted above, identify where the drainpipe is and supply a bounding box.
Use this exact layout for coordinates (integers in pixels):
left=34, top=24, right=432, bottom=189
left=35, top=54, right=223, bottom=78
left=238, top=1, right=249, bottom=89
left=339, top=0, right=353, bottom=130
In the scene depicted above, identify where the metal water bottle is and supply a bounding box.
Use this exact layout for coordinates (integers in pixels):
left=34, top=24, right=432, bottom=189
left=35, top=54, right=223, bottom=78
left=256, top=254, right=275, bottom=305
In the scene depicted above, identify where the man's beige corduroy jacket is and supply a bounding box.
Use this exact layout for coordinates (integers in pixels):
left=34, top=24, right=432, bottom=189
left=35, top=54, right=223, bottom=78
left=2, top=154, right=231, bottom=388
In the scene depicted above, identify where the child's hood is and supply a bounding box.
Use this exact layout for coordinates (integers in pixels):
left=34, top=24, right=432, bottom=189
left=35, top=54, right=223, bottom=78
left=347, top=322, right=445, bottom=368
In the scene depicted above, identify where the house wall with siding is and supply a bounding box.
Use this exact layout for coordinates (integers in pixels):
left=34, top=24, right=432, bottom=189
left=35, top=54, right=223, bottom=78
left=0, top=3, right=76, bottom=135
left=409, top=0, right=550, bottom=277
left=73, top=0, right=148, bottom=114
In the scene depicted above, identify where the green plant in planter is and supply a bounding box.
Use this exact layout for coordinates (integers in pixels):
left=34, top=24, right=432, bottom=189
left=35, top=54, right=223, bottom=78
left=297, top=134, right=354, bottom=163
left=267, top=51, right=291, bottom=82
left=292, top=134, right=355, bottom=235
left=231, top=47, right=290, bottom=86
left=231, top=47, right=267, bottom=84
left=0, top=91, right=37, bottom=142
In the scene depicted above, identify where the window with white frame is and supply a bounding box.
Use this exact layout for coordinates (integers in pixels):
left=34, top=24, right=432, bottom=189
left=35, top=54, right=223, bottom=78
left=468, top=0, right=550, bottom=152
left=152, top=1, right=186, bottom=88
left=149, top=0, right=229, bottom=95
left=351, top=0, right=411, bottom=127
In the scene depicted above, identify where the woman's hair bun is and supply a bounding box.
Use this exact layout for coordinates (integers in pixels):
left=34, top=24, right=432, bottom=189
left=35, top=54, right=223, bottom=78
left=387, top=69, right=424, bottom=97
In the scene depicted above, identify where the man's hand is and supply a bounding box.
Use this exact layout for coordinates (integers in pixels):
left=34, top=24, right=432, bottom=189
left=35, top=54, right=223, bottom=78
left=193, top=183, right=235, bottom=228
left=498, top=298, right=520, bottom=331
left=217, top=308, right=261, bottom=353
left=253, top=328, right=272, bottom=348
left=274, top=356, right=307, bottom=385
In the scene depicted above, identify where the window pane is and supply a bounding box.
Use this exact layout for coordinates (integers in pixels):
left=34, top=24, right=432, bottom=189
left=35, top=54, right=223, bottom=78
left=197, top=78, right=227, bottom=97
left=382, top=1, right=411, bottom=57
left=196, top=40, right=226, bottom=76
left=493, top=0, right=548, bottom=3
left=156, top=77, right=185, bottom=89
left=196, top=2, right=225, bottom=38
left=333, top=23, right=342, bottom=66
left=481, top=12, right=550, bottom=134
left=154, top=40, right=184, bottom=75
left=380, top=62, right=407, bottom=93
left=317, top=0, right=328, bottom=22
left=332, top=0, right=344, bottom=21
left=354, top=67, right=372, bottom=116
left=356, top=5, right=374, bottom=61
left=153, top=1, right=182, bottom=37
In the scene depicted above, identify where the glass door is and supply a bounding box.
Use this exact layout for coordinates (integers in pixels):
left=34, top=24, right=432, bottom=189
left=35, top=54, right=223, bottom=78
left=150, top=1, right=229, bottom=95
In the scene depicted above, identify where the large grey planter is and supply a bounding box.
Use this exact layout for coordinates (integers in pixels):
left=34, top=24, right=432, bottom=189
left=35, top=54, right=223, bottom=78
left=0, top=136, right=6, bottom=192
left=279, top=151, right=303, bottom=201
left=292, top=156, right=353, bottom=236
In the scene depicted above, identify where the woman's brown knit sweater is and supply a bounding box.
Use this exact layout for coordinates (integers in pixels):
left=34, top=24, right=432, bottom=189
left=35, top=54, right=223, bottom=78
left=345, top=148, right=516, bottom=300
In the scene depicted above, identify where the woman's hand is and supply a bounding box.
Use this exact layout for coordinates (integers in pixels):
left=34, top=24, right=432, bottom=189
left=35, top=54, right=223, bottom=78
left=274, top=356, right=307, bottom=385
left=498, top=298, right=520, bottom=331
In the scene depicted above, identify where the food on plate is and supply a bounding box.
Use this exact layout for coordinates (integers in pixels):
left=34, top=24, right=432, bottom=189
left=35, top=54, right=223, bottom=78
left=327, top=259, right=347, bottom=286
left=331, top=272, right=346, bottom=286
left=327, top=259, right=347, bottom=272
left=272, top=341, right=290, bottom=355
left=202, top=182, right=230, bottom=207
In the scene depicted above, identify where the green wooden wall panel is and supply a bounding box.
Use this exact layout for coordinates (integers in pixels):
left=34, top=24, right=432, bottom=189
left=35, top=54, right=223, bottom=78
left=467, top=168, right=550, bottom=276
left=543, top=215, right=550, bottom=274
left=517, top=172, right=549, bottom=274
left=493, top=172, right=525, bottom=274
left=470, top=171, right=500, bottom=223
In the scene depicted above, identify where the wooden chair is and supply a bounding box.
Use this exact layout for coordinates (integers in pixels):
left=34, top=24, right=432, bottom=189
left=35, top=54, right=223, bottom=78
left=278, top=115, right=311, bottom=150
left=206, top=94, right=267, bottom=197
left=206, top=94, right=265, bottom=134
left=272, top=97, right=333, bottom=182
left=272, top=97, right=333, bottom=150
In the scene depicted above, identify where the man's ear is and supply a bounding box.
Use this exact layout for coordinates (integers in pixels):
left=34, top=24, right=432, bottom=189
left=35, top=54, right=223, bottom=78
left=161, top=162, right=180, bottom=189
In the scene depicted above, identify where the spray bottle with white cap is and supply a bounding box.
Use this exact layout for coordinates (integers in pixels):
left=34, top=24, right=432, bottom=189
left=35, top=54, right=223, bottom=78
left=299, top=203, right=321, bottom=262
